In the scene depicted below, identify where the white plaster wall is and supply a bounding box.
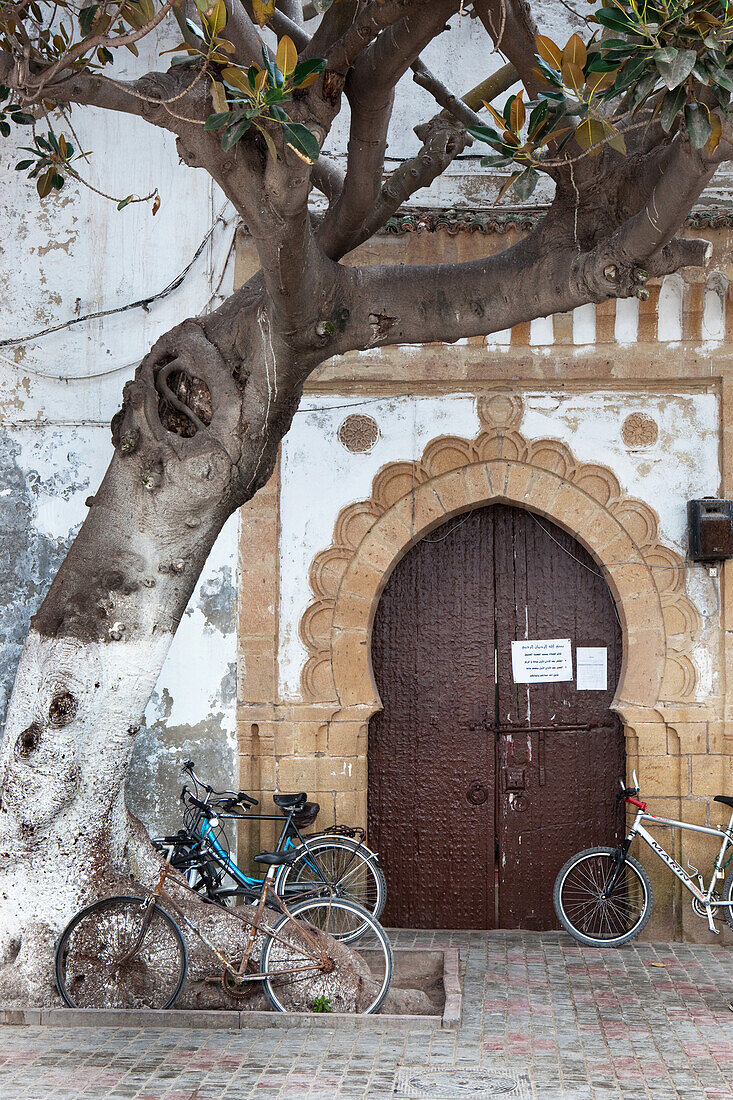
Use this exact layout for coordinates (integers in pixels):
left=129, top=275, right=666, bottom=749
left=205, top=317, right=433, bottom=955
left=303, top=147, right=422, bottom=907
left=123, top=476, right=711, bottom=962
left=278, top=391, right=721, bottom=703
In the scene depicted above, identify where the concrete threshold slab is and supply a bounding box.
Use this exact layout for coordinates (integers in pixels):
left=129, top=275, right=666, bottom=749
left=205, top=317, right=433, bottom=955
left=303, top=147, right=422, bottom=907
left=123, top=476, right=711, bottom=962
left=0, top=947, right=462, bottom=1031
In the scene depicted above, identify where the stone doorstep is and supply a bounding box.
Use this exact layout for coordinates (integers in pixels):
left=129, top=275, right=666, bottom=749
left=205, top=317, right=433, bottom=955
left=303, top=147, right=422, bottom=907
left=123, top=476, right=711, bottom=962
left=0, top=946, right=462, bottom=1032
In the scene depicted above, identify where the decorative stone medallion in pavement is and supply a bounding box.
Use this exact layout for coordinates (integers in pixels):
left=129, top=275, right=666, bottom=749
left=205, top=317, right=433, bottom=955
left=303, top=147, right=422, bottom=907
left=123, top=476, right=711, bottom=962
left=393, top=1067, right=534, bottom=1098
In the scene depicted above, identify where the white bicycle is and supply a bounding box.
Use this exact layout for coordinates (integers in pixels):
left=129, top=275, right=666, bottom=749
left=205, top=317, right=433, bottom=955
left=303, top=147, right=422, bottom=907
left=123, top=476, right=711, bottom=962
left=554, top=770, right=733, bottom=946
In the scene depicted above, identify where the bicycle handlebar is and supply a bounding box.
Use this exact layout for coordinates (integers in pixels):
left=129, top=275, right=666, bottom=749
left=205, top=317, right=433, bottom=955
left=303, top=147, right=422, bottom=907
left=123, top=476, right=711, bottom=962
left=180, top=760, right=258, bottom=807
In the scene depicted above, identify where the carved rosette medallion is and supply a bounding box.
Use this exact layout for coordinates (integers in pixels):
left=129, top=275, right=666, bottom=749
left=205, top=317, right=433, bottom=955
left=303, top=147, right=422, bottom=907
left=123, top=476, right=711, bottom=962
left=622, top=413, right=659, bottom=449
left=338, top=414, right=379, bottom=453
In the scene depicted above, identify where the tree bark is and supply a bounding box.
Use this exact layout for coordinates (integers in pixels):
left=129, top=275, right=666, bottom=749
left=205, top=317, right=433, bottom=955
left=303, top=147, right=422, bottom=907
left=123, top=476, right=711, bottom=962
left=0, top=295, right=303, bottom=1003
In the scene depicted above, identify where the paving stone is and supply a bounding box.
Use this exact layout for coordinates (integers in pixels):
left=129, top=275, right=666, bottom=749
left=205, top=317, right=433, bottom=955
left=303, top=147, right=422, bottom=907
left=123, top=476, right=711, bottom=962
left=1, top=932, right=733, bottom=1098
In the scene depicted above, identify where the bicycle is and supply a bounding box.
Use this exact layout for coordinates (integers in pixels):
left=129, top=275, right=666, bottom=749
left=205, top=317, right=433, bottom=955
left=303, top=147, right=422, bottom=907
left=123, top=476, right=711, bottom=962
left=55, top=844, right=393, bottom=1014
left=554, top=769, right=733, bottom=946
left=154, top=762, right=386, bottom=923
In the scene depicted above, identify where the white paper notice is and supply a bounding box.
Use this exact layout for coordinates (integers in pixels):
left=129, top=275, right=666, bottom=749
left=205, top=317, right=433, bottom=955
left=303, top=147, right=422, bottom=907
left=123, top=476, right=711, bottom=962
left=576, top=647, right=607, bottom=691
left=511, top=638, right=573, bottom=684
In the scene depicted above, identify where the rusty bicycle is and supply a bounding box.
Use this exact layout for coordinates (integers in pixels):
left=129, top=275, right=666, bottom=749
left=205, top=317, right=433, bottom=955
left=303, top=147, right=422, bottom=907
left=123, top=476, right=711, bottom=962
left=55, top=835, right=393, bottom=1014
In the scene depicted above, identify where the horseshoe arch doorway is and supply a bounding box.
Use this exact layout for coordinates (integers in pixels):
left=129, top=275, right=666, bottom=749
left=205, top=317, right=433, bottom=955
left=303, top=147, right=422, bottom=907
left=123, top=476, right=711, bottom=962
left=367, top=502, right=625, bottom=929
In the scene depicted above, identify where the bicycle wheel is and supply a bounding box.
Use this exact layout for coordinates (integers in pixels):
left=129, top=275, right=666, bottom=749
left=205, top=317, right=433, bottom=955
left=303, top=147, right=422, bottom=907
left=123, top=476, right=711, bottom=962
left=55, top=896, right=188, bottom=1009
left=275, top=836, right=386, bottom=924
left=554, top=846, right=653, bottom=947
left=260, top=897, right=393, bottom=1015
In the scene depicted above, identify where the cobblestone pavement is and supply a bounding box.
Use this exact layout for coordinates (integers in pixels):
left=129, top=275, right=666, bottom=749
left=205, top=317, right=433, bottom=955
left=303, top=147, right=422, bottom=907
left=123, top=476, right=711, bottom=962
left=1, top=931, right=733, bottom=1100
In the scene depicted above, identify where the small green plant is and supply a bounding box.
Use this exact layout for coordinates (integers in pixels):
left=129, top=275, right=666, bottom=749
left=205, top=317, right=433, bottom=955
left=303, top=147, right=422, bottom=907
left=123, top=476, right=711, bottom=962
left=311, top=994, right=332, bottom=1013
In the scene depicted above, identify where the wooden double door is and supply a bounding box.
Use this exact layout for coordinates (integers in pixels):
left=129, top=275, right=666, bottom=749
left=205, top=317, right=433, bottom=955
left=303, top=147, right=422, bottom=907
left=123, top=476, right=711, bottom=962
left=367, top=504, right=624, bottom=929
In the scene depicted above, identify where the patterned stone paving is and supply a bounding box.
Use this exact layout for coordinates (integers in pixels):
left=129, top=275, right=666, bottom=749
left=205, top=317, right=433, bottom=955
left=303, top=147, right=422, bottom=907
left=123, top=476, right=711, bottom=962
left=0, top=931, right=732, bottom=1099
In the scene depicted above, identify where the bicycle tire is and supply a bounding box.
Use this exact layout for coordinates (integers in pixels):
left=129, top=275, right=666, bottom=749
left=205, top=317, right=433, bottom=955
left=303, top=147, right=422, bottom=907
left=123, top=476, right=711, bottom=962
left=275, top=836, right=386, bottom=925
left=260, top=896, right=393, bottom=1015
left=55, top=895, right=188, bottom=1009
left=554, top=846, right=653, bottom=947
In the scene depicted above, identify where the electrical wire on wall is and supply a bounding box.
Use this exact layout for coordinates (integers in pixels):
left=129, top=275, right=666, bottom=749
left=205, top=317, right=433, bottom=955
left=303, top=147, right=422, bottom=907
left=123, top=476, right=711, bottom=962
left=0, top=202, right=238, bottom=383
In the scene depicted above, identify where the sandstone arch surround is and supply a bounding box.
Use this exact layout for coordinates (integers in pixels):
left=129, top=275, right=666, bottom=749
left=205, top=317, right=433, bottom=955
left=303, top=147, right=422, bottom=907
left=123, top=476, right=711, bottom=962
left=300, top=393, right=703, bottom=765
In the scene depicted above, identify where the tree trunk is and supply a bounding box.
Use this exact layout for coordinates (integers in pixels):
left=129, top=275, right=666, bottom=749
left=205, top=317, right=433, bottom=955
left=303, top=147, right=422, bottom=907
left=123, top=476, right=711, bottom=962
left=0, top=305, right=302, bottom=1003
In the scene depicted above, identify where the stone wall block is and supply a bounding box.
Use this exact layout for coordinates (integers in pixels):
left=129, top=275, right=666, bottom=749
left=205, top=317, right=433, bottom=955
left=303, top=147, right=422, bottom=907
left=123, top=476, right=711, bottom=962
left=332, top=630, right=374, bottom=707
left=638, top=754, right=689, bottom=797
left=389, top=487, right=446, bottom=536
left=433, top=468, right=481, bottom=515
left=339, top=556, right=383, bottom=605
left=334, top=790, right=368, bottom=829
left=691, top=754, right=726, bottom=796
left=670, top=723, right=708, bottom=755
left=330, top=590, right=371, bottom=633
left=277, top=755, right=317, bottom=792
left=328, top=721, right=366, bottom=758
left=634, top=723, right=671, bottom=756
left=315, top=755, right=366, bottom=792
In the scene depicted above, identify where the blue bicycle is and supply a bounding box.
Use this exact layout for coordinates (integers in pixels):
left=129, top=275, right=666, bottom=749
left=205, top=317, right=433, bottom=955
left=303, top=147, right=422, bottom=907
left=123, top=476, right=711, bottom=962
left=153, top=762, right=386, bottom=924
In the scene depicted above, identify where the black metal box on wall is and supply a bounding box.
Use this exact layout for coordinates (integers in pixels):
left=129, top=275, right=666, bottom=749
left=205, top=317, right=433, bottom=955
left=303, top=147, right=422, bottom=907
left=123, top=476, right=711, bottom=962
left=687, top=499, right=733, bottom=561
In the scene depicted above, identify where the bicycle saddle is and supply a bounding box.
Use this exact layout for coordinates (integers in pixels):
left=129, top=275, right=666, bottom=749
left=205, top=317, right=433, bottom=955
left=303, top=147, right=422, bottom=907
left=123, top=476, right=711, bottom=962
left=714, top=795, right=733, bottom=808
left=253, top=849, right=299, bottom=866
left=273, top=792, right=307, bottom=809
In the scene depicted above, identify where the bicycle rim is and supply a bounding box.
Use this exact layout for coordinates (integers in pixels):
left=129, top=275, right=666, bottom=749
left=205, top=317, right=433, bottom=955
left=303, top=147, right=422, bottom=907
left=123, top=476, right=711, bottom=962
left=278, top=839, right=385, bottom=922
left=261, top=897, right=392, bottom=1014
left=557, top=852, right=649, bottom=943
left=55, top=896, right=187, bottom=1009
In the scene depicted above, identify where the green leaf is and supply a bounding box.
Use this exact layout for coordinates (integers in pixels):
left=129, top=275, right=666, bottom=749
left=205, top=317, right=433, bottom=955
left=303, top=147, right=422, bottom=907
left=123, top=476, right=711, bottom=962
left=204, top=111, right=231, bottom=130
left=631, top=71, right=659, bottom=110
left=494, top=171, right=522, bottom=204
left=282, top=121, right=320, bottom=163
left=52, top=173, right=64, bottom=190
left=593, top=8, right=636, bottom=33
left=612, top=56, right=649, bottom=96
left=0, top=121, right=10, bottom=137
left=527, top=98, right=549, bottom=139
left=291, top=57, right=326, bottom=87
left=685, top=103, right=712, bottom=148
left=711, top=68, right=733, bottom=93
left=184, top=17, right=205, bottom=40
left=466, top=123, right=503, bottom=146
left=656, top=48, right=696, bottom=90
left=117, top=195, right=133, bottom=209
left=15, top=159, right=33, bottom=169
left=660, top=85, right=686, bottom=131
left=37, top=168, right=54, bottom=198
left=533, top=55, right=563, bottom=87
left=10, top=112, right=34, bottom=125
left=261, top=46, right=280, bottom=89
left=513, top=167, right=539, bottom=200
left=79, top=4, right=98, bottom=36
left=221, top=117, right=251, bottom=150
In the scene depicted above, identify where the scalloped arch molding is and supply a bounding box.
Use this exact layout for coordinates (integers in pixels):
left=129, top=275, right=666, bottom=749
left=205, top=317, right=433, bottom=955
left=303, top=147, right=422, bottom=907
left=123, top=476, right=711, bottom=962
left=299, top=392, right=702, bottom=716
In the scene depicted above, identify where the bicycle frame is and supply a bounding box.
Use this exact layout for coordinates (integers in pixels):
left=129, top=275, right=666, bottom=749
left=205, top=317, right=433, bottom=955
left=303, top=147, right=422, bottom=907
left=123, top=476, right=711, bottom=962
left=624, top=805, right=733, bottom=932
left=194, top=810, right=335, bottom=897
left=147, top=858, right=329, bottom=984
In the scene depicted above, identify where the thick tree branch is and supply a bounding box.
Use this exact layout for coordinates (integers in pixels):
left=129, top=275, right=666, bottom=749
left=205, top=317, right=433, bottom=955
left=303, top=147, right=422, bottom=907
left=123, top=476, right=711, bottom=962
left=410, top=59, right=483, bottom=128
left=318, top=0, right=459, bottom=259
left=337, top=137, right=715, bottom=350
left=221, top=0, right=267, bottom=66
left=472, top=0, right=540, bottom=94
left=354, top=63, right=517, bottom=247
